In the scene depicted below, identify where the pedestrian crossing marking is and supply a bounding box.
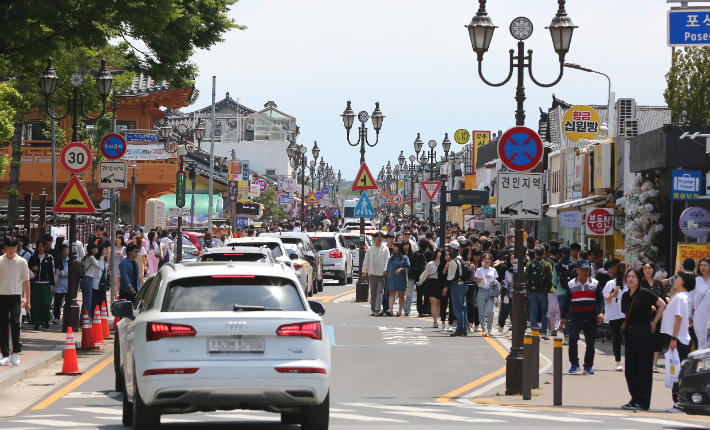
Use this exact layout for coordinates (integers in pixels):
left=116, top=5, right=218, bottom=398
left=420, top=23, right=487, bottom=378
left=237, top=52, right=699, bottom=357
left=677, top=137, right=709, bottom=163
left=67, top=407, right=120, bottom=415
left=385, top=411, right=504, bottom=423
left=330, top=413, right=406, bottom=422
left=622, top=417, right=705, bottom=428
left=11, top=420, right=93, bottom=427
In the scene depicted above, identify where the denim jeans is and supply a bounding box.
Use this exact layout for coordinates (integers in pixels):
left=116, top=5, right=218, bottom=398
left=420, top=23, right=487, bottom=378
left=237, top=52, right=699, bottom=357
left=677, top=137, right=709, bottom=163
left=477, top=287, right=495, bottom=332
left=528, top=291, right=549, bottom=335
left=498, top=291, right=512, bottom=327
left=450, top=282, right=468, bottom=333
left=557, top=294, right=571, bottom=337
left=404, top=279, right=415, bottom=314
left=80, top=277, right=94, bottom=320
left=568, top=316, right=598, bottom=368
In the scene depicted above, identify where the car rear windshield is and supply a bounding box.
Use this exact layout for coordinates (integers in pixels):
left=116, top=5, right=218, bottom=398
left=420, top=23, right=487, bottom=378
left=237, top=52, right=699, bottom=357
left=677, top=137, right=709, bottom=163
left=343, top=236, right=359, bottom=248
left=233, top=242, right=283, bottom=257
left=278, top=237, right=300, bottom=245
left=162, top=276, right=305, bottom=312
left=197, top=253, right=266, bottom=263
left=310, top=237, right=336, bottom=251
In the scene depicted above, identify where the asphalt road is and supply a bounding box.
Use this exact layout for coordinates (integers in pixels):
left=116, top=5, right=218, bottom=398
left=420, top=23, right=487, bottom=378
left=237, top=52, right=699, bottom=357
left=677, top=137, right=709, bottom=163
left=2, top=278, right=709, bottom=429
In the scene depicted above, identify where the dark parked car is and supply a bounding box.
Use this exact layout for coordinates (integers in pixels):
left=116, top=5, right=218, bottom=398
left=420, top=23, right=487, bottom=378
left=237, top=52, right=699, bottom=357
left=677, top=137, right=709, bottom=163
left=675, top=348, right=710, bottom=415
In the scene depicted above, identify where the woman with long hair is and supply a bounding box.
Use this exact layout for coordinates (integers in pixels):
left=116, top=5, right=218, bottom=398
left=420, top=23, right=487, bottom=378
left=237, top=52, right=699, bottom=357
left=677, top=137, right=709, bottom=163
left=641, top=262, right=668, bottom=373
left=621, top=268, right=665, bottom=411
left=28, top=239, right=56, bottom=330
left=461, top=248, right=477, bottom=333
left=401, top=241, right=415, bottom=316
left=604, top=261, right=629, bottom=372
left=498, top=252, right=515, bottom=334
left=475, top=253, right=498, bottom=337
left=385, top=242, right=410, bottom=317
left=81, top=243, right=101, bottom=320
left=417, top=249, right=443, bottom=328
left=114, top=234, right=126, bottom=295
left=146, top=231, right=162, bottom=276
left=690, top=257, right=710, bottom=351
left=665, top=270, right=696, bottom=413
left=132, top=234, right=147, bottom=287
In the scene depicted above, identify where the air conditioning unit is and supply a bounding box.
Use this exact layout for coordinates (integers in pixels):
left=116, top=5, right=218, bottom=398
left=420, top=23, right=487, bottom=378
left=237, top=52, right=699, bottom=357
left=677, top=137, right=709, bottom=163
left=617, top=98, right=636, bottom=136
left=623, top=119, right=639, bottom=137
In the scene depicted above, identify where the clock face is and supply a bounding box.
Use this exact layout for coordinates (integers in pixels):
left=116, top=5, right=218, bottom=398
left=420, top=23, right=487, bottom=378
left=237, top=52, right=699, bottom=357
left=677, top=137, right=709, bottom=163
left=358, top=111, right=370, bottom=123
left=68, top=72, right=85, bottom=88
left=510, top=17, right=533, bottom=40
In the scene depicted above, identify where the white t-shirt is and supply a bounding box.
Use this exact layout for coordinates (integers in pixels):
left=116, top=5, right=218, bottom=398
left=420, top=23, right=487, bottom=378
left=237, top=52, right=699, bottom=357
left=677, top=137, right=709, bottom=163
left=662, top=291, right=691, bottom=345
left=602, top=280, right=627, bottom=322
left=0, top=254, right=31, bottom=295
left=475, top=267, right=498, bottom=289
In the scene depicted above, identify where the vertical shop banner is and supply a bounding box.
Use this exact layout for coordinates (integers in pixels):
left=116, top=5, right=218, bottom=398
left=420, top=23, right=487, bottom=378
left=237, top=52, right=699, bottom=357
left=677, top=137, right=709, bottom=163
left=237, top=181, right=249, bottom=202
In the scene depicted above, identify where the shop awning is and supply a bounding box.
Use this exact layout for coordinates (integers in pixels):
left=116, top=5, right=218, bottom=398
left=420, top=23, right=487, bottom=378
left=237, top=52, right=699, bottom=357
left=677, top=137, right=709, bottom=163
left=547, top=195, right=607, bottom=215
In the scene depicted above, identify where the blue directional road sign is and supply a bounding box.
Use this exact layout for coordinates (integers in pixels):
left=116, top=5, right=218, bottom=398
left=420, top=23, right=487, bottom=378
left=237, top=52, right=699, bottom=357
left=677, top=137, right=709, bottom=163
left=322, top=187, right=329, bottom=195
left=125, top=133, right=158, bottom=143
left=235, top=217, right=249, bottom=227
left=315, top=192, right=324, bottom=200
left=671, top=169, right=702, bottom=201
left=497, top=126, right=543, bottom=172
left=354, top=191, right=375, bottom=218
left=668, top=9, right=710, bottom=47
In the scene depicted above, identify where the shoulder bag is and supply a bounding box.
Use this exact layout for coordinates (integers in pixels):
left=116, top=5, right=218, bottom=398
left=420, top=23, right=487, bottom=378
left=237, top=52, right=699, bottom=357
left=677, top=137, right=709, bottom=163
left=620, top=289, right=637, bottom=336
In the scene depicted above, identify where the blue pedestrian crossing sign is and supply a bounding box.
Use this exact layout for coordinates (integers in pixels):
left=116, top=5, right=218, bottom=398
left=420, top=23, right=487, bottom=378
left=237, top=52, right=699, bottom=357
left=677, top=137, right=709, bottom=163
left=354, top=191, right=375, bottom=218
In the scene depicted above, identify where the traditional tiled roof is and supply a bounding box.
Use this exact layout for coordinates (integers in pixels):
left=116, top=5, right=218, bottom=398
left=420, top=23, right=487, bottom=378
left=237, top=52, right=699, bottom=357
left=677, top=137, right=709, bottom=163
left=119, top=72, right=172, bottom=96
left=192, top=92, right=255, bottom=116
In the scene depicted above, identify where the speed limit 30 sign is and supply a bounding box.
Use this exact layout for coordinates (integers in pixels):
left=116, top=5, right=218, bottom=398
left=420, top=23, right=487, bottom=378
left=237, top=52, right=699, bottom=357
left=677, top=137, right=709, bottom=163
left=61, top=142, right=92, bottom=174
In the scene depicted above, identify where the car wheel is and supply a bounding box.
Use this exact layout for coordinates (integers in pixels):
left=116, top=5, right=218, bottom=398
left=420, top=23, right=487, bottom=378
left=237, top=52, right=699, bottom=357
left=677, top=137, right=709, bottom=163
left=301, top=391, right=329, bottom=430
left=307, top=281, right=313, bottom=297
left=114, top=336, right=124, bottom=393
left=311, top=277, right=317, bottom=295
left=133, top=371, right=161, bottom=429
left=122, top=374, right=133, bottom=427
left=281, top=412, right=302, bottom=425
left=347, top=265, right=353, bottom=284
left=338, top=274, right=346, bottom=285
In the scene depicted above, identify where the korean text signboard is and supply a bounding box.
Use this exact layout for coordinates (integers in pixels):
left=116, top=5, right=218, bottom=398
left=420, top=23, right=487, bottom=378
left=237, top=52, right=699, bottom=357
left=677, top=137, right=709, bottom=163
left=672, top=169, right=702, bottom=201
left=562, top=105, right=600, bottom=142
left=585, top=207, right=614, bottom=236
left=559, top=210, right=580, bottom=229
left=496, top=172, right=543, bottom=220
left=123, top=144, right=170, bottom=160
left=668, top=9, right=710, bottom=47
left=472, top=130, right=490, bottom=170
left=676, top=243, right=710, bottom=273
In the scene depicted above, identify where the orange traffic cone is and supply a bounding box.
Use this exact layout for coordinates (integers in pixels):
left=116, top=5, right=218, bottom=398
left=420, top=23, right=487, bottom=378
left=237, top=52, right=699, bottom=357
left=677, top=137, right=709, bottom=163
left=56, top=328, right=82, bottom=375
left=101, top=302, right=112, bottom=340
left=93, top=306, right=107, bottom=345
left=113, top=315, right=121, bottom=331
left=78, top=309, right=98, bottom=351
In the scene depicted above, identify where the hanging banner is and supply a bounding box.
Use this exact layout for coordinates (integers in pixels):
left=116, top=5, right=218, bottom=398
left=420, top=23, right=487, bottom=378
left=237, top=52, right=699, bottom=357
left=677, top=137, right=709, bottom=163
left=559, top=210, right=580, bottom=228
left=237, top=181, right=249, bottom=202
left=122, top=144, right=170, bottom=160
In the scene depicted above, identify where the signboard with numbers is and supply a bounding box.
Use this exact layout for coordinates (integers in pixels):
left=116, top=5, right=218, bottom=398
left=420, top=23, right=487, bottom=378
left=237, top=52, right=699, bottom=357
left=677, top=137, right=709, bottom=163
left=668, top=9, right=710, bottom=47
left=672, top=169, right=702, bottom=201
left=454, top=129, right=470, bottom=145
left=496, top=172, right=543, bottom=220
left=562, top=105, right=601, bottom=142
left=60, top=142, right=92, bottom=174
left=585, top=207, right=614, bottom=236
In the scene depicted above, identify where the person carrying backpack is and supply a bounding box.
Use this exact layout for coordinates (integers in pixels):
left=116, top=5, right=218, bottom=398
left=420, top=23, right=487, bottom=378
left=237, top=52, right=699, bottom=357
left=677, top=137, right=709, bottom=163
left=553, top=245, right=576, bottom=344
left=525, top=245, right=554, bottom=340
left=411, top=238, right=430, bottom=316
left=446, top=241, right=470, bottom=337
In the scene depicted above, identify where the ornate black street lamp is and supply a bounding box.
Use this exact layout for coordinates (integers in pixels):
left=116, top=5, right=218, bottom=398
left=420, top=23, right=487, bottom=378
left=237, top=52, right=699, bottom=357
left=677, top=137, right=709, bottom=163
left=466, top=0, right=576, bottom=395
left=40, top=57, right=113, bottom=333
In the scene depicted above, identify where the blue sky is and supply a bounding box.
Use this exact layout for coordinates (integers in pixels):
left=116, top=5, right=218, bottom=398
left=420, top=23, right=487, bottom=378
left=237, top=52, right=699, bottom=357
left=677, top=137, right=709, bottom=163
left=191, top=0, right=672, bottom=179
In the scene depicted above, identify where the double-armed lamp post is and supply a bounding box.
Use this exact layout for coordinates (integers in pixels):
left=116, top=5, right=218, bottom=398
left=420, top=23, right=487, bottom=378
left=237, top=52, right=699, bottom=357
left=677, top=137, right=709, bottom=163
left=466, top=0, right=576, bottom=395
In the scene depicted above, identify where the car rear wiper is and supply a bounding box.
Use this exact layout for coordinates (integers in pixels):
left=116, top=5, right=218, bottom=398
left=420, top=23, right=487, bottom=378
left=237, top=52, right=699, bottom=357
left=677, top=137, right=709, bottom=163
left=233, top=305, right=282, bottom=311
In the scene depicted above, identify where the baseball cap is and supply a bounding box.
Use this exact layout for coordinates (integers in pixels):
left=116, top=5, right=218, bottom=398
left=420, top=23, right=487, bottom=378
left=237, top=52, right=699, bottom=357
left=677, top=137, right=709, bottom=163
left=457, top=236, right=466, bottom=241
left=448, top=241, right=460, bottom=250
left=561, top=245, right=571, bottom=255
left=575, top=259, right=590, bottom=269
left=683, top=258, right=696, bottom=271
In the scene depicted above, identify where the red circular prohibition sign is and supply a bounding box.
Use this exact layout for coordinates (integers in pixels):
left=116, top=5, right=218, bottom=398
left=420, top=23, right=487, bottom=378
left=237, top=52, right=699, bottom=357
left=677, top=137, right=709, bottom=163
left=497, top=126, right=544, bottom=172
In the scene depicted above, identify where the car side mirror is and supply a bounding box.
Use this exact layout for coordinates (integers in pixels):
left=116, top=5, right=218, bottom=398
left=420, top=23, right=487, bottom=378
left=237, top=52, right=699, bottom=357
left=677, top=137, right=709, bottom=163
left=289, top=253, right=299, bottom=260
left=308, top=300, right=326, bottom=316
left=112, top=300, right=135, bottom=320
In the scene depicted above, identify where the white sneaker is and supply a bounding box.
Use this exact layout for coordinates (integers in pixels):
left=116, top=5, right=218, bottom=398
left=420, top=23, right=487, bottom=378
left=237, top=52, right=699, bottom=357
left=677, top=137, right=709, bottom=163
left=615, top=361, right=623, bottom=371
left=0, top=356, right=9, bottom=366
left=442, top=323, right=448, bottom=332
left=562, top=337, right=569, bottom=345
left=666, top=407, right=683, bottom=413
left=10, top=354, right=19, bottom=367
left=447, top=325, right=454, bottom=332
left=501, top=326, right=509, bottom=334
left=483, top=331, right=489, bottom=337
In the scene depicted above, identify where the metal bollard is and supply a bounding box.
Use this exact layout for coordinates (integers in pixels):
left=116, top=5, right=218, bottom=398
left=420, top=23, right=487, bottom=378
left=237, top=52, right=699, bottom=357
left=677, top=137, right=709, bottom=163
left=554, top=337, right=563, bottom=406
left=523, top=334, right=532, bottom=400
left=531, top=328, right=540, bottom=389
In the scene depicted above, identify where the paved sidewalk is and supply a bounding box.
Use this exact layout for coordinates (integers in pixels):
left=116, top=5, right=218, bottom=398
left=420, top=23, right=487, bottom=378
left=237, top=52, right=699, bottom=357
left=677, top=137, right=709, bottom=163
left=476, top=329, right=676, bottom=413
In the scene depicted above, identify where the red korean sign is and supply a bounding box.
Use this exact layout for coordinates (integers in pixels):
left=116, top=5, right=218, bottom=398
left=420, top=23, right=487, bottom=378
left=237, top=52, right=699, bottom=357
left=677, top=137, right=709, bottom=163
left=585, top=207, right=614, bottom=236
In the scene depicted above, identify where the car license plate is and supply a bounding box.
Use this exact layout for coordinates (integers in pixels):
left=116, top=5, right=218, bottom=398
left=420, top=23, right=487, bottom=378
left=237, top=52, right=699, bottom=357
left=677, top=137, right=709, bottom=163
left=208, top=337, right=265, bottom=354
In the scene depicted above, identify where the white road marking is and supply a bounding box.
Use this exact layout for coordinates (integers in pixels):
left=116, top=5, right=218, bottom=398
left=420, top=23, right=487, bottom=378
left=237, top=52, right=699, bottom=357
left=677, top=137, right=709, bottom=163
left=161, top=417, right=198, bottom=423
left=384, top=411, right=504, bottom=423
left=473, top=410, right=600, bottom=423
left=63, top=392, right=115, bottom=399
left=379, top=326, right=430, bottom=345
left=330, top=413, right=407, bottom=422
left=94, top=417, right=121, bottom=420
left=204, top=413, right=280, bottom=421
left=67, top=407, right=121, bottom=416
left=329, top=408, right=355, bottom=412
left=622, top=417, right=706, bottom=428
left=11, top=420, right=97, bottom=427
left=22, top=415, right=70, bottom=418
left=343, top=403, right=446, bottom=412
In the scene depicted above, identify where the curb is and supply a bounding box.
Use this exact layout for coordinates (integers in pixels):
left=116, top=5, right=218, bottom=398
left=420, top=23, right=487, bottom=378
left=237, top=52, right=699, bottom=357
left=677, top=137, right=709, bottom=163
left=0, top=346, right=65, bottom=392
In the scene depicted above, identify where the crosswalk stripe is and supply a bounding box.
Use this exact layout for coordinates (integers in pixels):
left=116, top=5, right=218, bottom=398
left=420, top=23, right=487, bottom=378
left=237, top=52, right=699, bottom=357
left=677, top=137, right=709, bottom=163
left=473, top=411, right=600, bottom=423
left=622, top=417, right=706, bottom=428
left=161, top=417, right=197, bottom=423
left=11, top=420, right=97, bottom=427
left=205, top=413, right=279, bottom=421
left=67, top=407, right=121, bottom=416
left=22, top=415, right=70, bottom=418
left=330, top=413, right=407, bottom=422
left=329, top=408, right=355, bottom=412
left=94, top=417, right=121, bottom=420
left=343, top=403, right=445, bottom=412
left=384, top=411, right=504, bottom=423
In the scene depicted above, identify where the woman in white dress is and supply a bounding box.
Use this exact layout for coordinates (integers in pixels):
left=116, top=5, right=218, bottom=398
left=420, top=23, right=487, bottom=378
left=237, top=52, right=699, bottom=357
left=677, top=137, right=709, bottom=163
left=690, top=257, right=710, bottom=351
left=146, top=231, right=162, bottom=276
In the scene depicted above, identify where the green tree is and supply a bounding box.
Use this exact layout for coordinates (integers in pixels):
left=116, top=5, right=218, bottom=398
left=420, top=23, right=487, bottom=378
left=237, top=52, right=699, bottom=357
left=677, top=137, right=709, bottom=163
left=664, top=47, right=710, bottom=125
left=254, top=184, right=286, bottom=220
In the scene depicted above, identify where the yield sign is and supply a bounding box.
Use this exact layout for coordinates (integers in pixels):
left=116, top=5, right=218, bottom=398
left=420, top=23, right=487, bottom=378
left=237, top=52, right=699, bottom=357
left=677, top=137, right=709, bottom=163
left=352, top=162, right=378, bottom=191
left=420, top=181, right=442, bottom=201
left=497, top=126, right=543, bottom=172
left=305, top=191, right=319, bottom=204
left=53, top=175, right=96, bottom=214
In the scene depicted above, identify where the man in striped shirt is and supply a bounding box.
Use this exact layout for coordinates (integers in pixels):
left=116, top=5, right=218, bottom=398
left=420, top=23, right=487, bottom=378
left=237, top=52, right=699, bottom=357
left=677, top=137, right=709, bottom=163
left=560, top=260, right=605, bottom=375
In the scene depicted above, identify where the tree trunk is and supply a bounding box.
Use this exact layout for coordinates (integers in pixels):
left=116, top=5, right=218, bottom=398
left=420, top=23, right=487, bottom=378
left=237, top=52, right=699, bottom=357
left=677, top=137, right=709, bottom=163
left=7, top=113, right=23, bottom=226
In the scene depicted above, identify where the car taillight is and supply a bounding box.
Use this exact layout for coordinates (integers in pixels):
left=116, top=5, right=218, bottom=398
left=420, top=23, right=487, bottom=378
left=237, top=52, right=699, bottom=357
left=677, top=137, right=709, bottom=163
left=146, top=323, right=196, bottom=341
left=275, top=367, right=326, bottom=374
left=293, top=263, right=303, bottom=270
left=329, top=251, right=342, bottom=258
left=143, top=368, right=199, bottom=376
left=311, top=237, right=319, bottom=240
left=222, top=253, right=244, bottom=256
left=276, top=321, right=322, bottom=340
left=212, top=275, right=255, bottom=278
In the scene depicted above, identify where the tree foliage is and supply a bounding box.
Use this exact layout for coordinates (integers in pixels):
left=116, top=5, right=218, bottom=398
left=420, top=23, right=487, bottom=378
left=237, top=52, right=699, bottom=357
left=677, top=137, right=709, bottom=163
left=254, top=184, right=286, bottom=220
left=664, top=47, right=710, bottom=125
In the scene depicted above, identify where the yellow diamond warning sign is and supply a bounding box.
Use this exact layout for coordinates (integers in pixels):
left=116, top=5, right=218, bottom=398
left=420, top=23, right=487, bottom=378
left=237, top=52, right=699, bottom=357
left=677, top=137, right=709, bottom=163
left=53, top=175, right=96, bottom=214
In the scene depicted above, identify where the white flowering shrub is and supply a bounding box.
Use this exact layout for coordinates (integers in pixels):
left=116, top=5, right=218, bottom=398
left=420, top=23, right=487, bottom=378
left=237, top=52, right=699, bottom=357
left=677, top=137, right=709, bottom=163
left=616, top=174, right=664, bottom=268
